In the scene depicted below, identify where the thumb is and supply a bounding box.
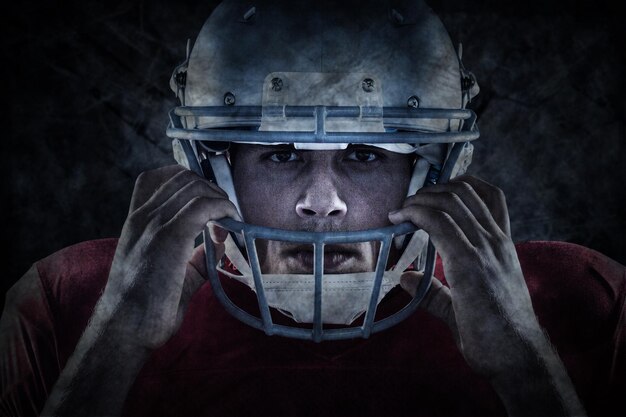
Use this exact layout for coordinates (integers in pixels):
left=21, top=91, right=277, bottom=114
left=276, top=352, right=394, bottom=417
left=209, top=223, right=229, bottom=246
left=175, top=239, right=224, bottom=328
left=401, top=271, right=459, bottom=341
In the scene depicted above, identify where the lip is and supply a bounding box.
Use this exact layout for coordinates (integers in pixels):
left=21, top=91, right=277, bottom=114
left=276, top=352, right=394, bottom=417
left=285, top=244, right=360, bottom=273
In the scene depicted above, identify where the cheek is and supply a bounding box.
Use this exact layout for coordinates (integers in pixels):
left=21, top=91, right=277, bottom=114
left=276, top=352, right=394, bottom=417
left=234, top=169, right=298, bottom=227
left=342, top=166, right=411, bottom=227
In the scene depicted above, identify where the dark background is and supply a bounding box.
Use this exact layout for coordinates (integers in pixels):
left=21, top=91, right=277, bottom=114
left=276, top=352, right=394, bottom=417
left=2, top=0, right=624, bottom=300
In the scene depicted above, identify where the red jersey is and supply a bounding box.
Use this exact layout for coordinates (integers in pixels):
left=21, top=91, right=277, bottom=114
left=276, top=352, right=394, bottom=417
left=1, top=239, right=624, bottom=416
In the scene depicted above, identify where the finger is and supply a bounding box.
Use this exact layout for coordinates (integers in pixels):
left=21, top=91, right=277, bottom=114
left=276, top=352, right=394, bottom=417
left=400, top=271, right=458, bottom=340
left=138, top=169, right=228, bottom=216
left=389, top=205, right=474, bottom=258
left=174, top=243, right=221, bottom=327
left=400, top=192, right=487, bottom=246
left=130, top=165, right=186, bottom=213
left=147, top=179, right=238, bottom=227
left=409, top=179, right=501, bottom=236
left=209, top=223, right=229, bottom=244
left=161, top=197, right=242, bottom=245
left=454, top=176, right=511, bottom=237
left=145, top=196, right=238, bottom=297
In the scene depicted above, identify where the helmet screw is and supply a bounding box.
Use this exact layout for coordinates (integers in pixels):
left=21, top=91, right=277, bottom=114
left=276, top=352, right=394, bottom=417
left=461, top=74, right=475, bottom=91
left=223, top=92, right=236, bottom=106
left=242, top=6, right=256, bottom=22
left=362, top=78, right=375, bottom=92
left=407, top=95, right=420, bottom=108
left=390, top=8, right=404, bottom=25
left=174, top=70, right=187, bottom=88
left=271, top=77, right=283, bottom=92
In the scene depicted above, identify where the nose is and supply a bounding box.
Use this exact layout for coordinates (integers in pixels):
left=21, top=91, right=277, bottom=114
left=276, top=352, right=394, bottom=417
left=295, top=180, right=348, bottom=219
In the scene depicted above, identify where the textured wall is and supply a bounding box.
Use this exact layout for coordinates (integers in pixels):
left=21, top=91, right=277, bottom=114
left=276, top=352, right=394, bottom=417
left=2, top=0, right=624, bottom=300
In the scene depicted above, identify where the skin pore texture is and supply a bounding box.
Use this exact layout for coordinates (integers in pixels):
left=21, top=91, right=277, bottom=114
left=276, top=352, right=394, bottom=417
left=231, top=144, right=413, bottom=274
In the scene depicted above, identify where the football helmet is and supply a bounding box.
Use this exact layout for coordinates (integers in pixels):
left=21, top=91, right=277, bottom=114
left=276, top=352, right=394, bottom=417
left=166, top=0, right=479, bottom=342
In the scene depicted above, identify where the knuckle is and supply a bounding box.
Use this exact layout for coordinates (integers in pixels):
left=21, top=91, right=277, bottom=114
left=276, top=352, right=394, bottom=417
left=173, top=169, right=200, bottom=186
left=443, top=191, right=462, bottom=205
left=148, top=226, right=173, bottom=247
left=145, top=210, right=167, bottom=233
left=188, top=178, right=210, bottom=191
left=208, top=182, right=228, bottom=196
left=490, top=229, right=510, bottom=245
left=127, top=209, right=146, bottom=226
left=179, top=168, right=199, bottom=179
left=188, top=195, right=209, bottom=209
left=403, top=195, right=417, bottom=207
left=483, top=186, right=506, bottom=208
left=187, top=195, right=231, bottom=212
left=210, top=197, right=237, bottom=214
left=453, top=173, right=473, bottom=181
left=432, top=208, right=452, bottom=224
left=493, top=187, right=506, bottom=203
left=399, top=205, right=420, bottom=219
left=176, top=179, right=209, bottom=199
left=135, top=171, right=150, bottom=188
left=480, top=180, right=503, bottom=198
left=455, top=180, right=474, bottom=194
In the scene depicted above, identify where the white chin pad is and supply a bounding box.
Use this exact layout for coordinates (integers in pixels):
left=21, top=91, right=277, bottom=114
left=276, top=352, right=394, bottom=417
left=217, top=231, right=427, bottom=325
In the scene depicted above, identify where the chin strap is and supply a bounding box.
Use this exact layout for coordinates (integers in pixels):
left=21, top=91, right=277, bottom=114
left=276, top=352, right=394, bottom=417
left=207, top=154, right=242, bottom=216
left=215, top=224, right=428, bottom=325
left=457, top=43, right=480, bottom=109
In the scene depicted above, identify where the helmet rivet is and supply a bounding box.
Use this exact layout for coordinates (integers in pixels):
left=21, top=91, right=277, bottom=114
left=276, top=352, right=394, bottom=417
left=174, top=71, right=187, bottom=88
left=242, top=6, right=256, bottom=22
left=407, top=95, right=420, bottom=108
left=223, top=92, right=236, bottom=106
left=362, top=78, right=375, bottom=92
left=271, top=77, right=283, bottom=92
left=461, top=74, right=475, bottom=91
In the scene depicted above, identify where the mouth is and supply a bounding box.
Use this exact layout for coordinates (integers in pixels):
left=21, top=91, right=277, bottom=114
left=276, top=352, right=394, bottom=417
left=284, top=244, right=362, bottom=273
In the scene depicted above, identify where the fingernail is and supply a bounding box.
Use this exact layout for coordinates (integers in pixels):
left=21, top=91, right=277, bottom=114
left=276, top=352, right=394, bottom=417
left=388, top=210, right=402, bottom=222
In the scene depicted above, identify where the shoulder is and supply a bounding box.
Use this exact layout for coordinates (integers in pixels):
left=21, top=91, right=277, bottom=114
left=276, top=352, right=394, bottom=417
left=515, top=241, right=625, bottom=349
left=516, top=240, right=624, bottom=282
left=515, top=240, right=625, bottom=304
left=35, top=238, right=119, bottom=313
left=5, top=238, right=119, bottom=315
left=36, top=238, right=119, bottom=282
left=35, top=238, right=119, bottom=361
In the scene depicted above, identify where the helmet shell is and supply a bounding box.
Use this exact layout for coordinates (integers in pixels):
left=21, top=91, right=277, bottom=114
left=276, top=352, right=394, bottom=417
left=184, top=0, right=462, bottom=133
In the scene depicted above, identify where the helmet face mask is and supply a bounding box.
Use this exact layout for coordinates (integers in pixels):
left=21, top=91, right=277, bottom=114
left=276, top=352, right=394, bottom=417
left=166, top=0, right=479, bottom=342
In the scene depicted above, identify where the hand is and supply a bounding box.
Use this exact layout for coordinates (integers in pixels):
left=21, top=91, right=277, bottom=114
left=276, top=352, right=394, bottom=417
left=389, top=175, right=544, bottom=376
left=389, top=175, right=585, bottom=415
left=97, top=164, right=240, bottom=350
left=43, top=165, right=242, bottom=416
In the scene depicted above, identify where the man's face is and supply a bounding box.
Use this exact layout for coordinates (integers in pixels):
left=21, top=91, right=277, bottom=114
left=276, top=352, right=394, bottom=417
left=231, top=144, right=413, bottom=274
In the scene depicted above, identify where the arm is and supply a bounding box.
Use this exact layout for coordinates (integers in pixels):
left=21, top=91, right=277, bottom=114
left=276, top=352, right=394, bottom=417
left=42, top=165, right=239, bottom=416
left=390, top=175, right=586, bottom=416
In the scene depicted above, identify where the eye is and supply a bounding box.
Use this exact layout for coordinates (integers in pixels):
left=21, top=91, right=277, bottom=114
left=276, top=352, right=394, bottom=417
left=269, top=150, right=299, bottom=163
left=345, top=149, right=381, bottom=162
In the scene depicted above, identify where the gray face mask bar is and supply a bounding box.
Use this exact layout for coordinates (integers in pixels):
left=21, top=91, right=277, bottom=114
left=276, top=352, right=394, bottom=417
left=192, top=139, right=470, bottom=343
left=166, top=103, right=477, bottom=342
left=203, top=219, right=427, bottom=342
left=167, top=105, right=478, bottom=145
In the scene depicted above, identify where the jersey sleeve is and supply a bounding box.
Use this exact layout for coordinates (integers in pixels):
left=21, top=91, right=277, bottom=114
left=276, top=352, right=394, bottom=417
left=0, top=265, right=60, bottom=417
left=517, top=241, right=626, bottom=416
left=0, top=239, right=117, bottom=417
left=608, top=267, right=626, bottom=415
